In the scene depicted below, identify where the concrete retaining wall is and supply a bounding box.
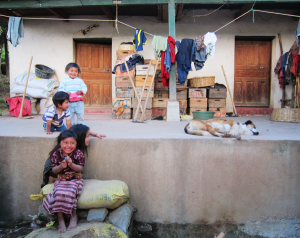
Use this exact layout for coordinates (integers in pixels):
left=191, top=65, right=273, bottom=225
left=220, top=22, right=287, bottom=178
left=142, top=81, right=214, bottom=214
left=1, top=136, right=300, bottom=224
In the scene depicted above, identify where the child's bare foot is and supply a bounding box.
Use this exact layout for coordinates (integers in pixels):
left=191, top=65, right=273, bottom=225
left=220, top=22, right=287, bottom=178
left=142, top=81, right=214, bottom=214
left=57, top=213, right=66, bottom=233
left=68, top=209, right=77, bottom=231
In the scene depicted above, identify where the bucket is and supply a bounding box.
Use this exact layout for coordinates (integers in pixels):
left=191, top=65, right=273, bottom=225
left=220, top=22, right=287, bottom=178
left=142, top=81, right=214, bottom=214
left=192, top=111, right=214, bottom=120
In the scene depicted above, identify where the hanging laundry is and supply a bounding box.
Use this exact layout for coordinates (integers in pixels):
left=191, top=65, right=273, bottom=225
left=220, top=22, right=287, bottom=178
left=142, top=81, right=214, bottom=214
left=296, top=19, right=300, bottom=46
left=152, top=36, right=168, bottom=59
left=168, top=36, right=176, bottom=63
left=161, top=36, right=176, bottom=87
left=289, top=41, right=299, bottom=55
left=175, top=39, right=194, bottom=86
left=277, top=52, right=289, bottom=88
left=286, top=52, right=295, bottom=84
left=194, top=36, right=206, bottom=51
left=291, top=54, right=300, bottom=78
left=7, top=17, right=24, bottom=47
left=112, top=54, right=144, bottom=74
left=204, top=32, right=217, bottom=59
left=133, top=29, right=147, bottom=52
left=161, top=51, right=169, bottom=87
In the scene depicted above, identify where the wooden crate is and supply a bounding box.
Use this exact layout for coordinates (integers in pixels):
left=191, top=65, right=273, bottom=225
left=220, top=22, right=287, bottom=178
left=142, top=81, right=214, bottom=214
left=208, top=99, right=226, bottom=108
left=112, top=98, right=131, bottom=109
left=154, top=89, right=169, bottom=98
left=178, top=100, right=187, bottom=108
left=135, top=75, right=154, bottom=87
left=176, top=88, right=188, bottom=100
left=115, top=76, right=135, bottom=87
left=152, top=107, right=167, bottom=118
left=209, top=107, right=226, bottom=117
left=115, top=87, right=134, bottom=98
left=155, top=70, right=161, bottom=79
left=116, top=50, right=135, bottom=60
left=133, top=108, right=152, bottom=120
left=188, top=87, right=207, bottom=98
left=153, top=98, right=169, bottom=107
left=135, top=87, right=154, bottom=98
left=112, top=108, right=132, bottom=119
left=132, top=98, right=152, bottom=109
left=115, top=67, right=135, bottom=77
left=136, top=64, right=155, bottom=76
left=188, top=98, right=208, bottom=108
left=188, top=107, right=207, bottom=116
left=209, top=88, right=227, bottom=99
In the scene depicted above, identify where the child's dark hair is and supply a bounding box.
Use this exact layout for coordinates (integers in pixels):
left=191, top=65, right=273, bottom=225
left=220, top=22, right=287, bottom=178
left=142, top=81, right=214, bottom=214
left=49, top=130, right=78, bottom=156
left=65, top=62, right=81, bottom=73
left=69, top=124, right=90, bottom=155
left=52, top=91, right=69, bottom=107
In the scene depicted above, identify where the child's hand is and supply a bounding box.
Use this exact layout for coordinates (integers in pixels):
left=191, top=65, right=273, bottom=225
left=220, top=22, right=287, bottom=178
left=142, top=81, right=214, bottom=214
left=95, top=133, right=106, bottom=139
left=76, top=91, right=82, bottom=95
left=46, top=131, right=53, bottom=135
left=61, top=159, right=67, bottom=168
left=66, top=156, right=73, bottom=166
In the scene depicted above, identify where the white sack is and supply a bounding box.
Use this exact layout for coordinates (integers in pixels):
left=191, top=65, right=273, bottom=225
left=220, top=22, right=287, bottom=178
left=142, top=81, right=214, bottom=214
left=14, top=72, right=58, bottom=91
left=11, top=85, right=57, bottom=99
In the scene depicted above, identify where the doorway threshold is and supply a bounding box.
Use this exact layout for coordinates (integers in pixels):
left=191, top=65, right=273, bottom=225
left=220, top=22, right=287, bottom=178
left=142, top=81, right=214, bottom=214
left=236, top=107, right=273, bottom=115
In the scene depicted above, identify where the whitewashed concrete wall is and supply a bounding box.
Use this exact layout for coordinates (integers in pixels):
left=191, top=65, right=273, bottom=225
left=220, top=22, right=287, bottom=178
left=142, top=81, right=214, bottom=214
left=9, top=9, right=298, bottom=111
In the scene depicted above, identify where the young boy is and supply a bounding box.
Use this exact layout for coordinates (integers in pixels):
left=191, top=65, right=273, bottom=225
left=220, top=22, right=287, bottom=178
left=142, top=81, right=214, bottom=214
left=42, top=91, right=71, bottom=135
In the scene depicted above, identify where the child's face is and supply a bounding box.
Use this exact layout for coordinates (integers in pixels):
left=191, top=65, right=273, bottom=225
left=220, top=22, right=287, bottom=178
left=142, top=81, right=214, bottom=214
left=58, top=99, right=70, bottom=111
left=85, top=130, right=91, bottom=146
left=67, top=67, right=79, bottom=79
left=60, top=137, right=77, bottom=155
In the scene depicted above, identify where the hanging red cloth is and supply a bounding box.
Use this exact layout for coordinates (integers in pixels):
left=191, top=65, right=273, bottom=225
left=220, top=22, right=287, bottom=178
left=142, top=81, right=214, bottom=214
left=290, top=54, right=300, bottom=78
left=168, top=36, right=176, bottom=63
left=161, top=51, right=169, bottom=87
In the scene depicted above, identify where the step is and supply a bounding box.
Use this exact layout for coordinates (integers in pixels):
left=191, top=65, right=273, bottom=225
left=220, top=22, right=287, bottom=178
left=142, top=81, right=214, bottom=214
left=236, top=107, right=273, bottom=115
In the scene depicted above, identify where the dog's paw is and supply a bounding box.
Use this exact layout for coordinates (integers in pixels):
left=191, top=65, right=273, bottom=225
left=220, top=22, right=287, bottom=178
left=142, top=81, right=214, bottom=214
left=221, top=131, right=231, bottom=138
left=234, top=134, right=241, bottom=140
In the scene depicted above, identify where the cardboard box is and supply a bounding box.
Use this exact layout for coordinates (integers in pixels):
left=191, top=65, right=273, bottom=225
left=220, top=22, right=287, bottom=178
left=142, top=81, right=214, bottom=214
left=112, top=98, right=131, bottom=109
left=115, top=87, right=134, bottom=98
left=188, top=87, right=207, bottom=98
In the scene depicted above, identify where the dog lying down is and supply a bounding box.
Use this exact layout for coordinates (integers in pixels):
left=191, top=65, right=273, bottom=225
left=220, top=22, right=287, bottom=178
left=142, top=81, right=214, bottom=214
left=184, top=118, right=259, bottom=140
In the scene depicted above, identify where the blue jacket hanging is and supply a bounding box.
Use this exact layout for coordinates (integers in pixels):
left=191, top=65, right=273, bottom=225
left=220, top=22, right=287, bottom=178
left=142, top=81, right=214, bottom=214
left=133, top=29, right=147, bottom=51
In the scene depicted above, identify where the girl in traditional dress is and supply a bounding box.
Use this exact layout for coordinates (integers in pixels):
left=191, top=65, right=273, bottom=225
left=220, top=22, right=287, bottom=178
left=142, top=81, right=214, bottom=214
left=43, top=130, right=85, bottom=233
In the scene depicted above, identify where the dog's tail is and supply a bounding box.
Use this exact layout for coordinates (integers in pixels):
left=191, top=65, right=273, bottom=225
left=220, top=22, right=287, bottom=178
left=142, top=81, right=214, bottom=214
left=184, top=123, right=213, bottom=136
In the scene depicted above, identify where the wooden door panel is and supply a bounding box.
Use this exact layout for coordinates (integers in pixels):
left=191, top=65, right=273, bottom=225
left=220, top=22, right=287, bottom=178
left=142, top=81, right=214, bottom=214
left=234, top=41, right=271, bottom=107
left=76, top=43, right=112, bottom=108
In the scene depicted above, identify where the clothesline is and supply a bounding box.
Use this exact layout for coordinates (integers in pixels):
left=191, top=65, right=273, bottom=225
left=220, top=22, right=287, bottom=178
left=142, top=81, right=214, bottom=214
left=1, top=8, right=300, bottom=39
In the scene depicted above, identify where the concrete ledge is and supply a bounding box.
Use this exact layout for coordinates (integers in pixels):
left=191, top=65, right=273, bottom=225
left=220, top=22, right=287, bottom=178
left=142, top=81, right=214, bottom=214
left=1, top=136, right=300, bottom=225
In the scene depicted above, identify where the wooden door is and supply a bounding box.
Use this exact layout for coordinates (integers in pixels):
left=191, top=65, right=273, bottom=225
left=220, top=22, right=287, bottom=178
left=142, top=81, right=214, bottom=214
left=76, top=43, right=112, bottom=108
left=234, top=41, right=271, bottom=107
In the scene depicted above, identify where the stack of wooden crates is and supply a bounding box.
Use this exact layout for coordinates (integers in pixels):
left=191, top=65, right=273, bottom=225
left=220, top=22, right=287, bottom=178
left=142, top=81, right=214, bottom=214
left=153, top=63, right=188, bottom=118
left=113, top=47, right=135, bottom=119
left=208, top=85, right=227, bottom=117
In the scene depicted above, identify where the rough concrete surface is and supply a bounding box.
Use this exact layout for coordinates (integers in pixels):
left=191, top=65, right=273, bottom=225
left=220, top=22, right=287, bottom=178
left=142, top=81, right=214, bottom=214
left=1, top=114, right=300, bottom=237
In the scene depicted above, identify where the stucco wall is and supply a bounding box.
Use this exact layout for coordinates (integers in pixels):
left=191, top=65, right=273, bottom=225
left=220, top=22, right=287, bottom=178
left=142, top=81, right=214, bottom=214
left=1, top=136, right=300, bottom=224
left=9, top=9, right=298, bottom=110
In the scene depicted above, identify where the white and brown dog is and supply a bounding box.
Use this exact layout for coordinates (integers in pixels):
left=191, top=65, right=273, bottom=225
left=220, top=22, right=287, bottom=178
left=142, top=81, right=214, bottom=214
left=184, top=119, right=259, bottom=140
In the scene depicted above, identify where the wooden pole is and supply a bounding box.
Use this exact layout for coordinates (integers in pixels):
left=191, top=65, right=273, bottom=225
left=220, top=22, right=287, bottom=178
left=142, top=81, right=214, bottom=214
left=133, top=60, right=152, bottom=122
left=278, top=33, right=285, bottom=108
left=18, top=56, right=33, bottom=118
left=221, top=65, right=237, bottom=115
left=54, top=69, right=60, bottom=86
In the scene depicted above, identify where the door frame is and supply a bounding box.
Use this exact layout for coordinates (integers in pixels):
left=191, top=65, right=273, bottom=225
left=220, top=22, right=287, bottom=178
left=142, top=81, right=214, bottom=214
left=234, top=36, right=275, bottom=108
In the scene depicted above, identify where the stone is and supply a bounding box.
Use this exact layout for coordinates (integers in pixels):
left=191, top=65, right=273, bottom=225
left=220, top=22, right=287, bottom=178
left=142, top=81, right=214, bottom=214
left=77, top=210, right=88, bottom=219
left=24, top=222, right=127, bottom=238
left=108, top=204, right=136, bottom=236
left=87, top=208, right=108, bottom=222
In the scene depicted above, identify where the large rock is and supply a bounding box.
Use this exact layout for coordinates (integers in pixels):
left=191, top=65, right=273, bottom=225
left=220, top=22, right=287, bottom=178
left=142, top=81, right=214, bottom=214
left=25, top=222, right=128, bottom=238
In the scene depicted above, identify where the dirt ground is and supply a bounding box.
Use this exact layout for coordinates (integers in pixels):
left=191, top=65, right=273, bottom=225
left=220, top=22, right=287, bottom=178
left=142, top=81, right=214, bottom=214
left=0, top=222, right=32, bottom=238
left=0, top=75, right=9, bottom=114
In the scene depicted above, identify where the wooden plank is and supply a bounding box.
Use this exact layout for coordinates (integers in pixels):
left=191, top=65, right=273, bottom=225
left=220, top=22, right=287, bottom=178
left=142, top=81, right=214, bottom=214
left=0, top=0, right=296, bottom=9
left=152, top=107, right=167, bottom=118
left=112, top=108, right=131, bottom=119
left=115, top=67, right=135, bottom=77
left=154, top=89, right=169, bottom=98
left=100, top=6, right=114, bottom=20
left=234, top=3, right=253, bottom=20
left=208, top=88, right=227, bottom=99
left=178, top=100, right=187, bottom=108
left=47, top=8, right=69, bottom=22
left=136, top=75, right=153, bottom=87
left=112, top=98, right=131, bottom=108
left=176, top=4, right=184, bottom=22
left=208, top=99, right=226, bottom=108
left=115, top=87, right=134, bottom=98
left=188, top=87, right=206, bottom=98
left=132, top=98, right=152, bottom=109
left=176, top=88, right=187, bottom=100
left=153, top=98, right=169, bottom=107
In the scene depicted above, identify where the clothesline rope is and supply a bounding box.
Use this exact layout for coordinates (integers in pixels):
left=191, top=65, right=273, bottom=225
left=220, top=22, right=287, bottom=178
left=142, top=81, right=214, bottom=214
left=118, top=21, right=155, bottom=36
